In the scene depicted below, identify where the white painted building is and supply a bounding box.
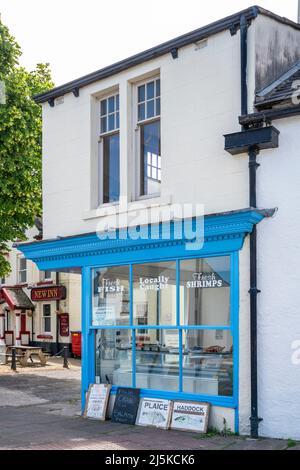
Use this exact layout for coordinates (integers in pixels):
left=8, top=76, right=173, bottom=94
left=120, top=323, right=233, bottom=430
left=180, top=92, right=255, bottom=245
left=18, top=6, right=300, bottom=439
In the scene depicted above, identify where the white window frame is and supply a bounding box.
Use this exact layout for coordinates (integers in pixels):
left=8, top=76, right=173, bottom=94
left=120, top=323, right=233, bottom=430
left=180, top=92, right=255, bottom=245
left=133, top=76, right=161, bottom=200
left=98, top=91, right=120, bottom=206
left=42, top=304, right=51, bottom=334
left=40, top=270, right=52, bottom=282
left=18, top=256, right=27, bottom=284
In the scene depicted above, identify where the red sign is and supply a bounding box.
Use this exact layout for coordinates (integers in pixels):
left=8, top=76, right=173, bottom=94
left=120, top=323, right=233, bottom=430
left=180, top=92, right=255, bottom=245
left=59, top=313, right=69, bottom=337
left=31, top=286, right=66, bottom=302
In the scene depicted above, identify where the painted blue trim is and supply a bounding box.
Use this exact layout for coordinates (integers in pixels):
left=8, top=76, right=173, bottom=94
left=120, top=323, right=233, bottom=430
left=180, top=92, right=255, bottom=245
left=179, top=329, right=183, bottom=393
left=132, top=330, right=136, bottom=388
left=89, top=325, right=231, bottom=330
left=109, top=385, right=237, bottom=409
left=18, top=210, right=266, bottom=271
left=232, top=251, right=240, bottom=434
left=81, top=266, right=91, bottom=413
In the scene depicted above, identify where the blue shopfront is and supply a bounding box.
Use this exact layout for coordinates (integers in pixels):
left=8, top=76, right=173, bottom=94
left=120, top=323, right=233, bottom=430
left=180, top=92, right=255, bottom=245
left=17, top=209, right=268, bottom=433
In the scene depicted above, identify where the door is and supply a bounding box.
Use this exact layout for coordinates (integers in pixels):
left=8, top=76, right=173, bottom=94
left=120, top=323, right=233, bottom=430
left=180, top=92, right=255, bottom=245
left=21, top=313, right=26, bottom=332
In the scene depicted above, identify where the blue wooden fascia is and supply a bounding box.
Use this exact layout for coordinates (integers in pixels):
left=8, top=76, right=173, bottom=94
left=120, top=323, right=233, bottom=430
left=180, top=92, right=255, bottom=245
left=17, top=210, right=265, bottom=270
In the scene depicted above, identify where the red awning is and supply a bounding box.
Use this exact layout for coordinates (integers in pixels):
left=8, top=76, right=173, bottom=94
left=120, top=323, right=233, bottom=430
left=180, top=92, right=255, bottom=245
left=0, top=287, right=34, bottom=310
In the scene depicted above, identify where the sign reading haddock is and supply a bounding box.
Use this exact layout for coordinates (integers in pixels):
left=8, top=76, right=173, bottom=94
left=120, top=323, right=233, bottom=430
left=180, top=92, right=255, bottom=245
left=136, top=398, right=172, bottom=430
left=170, top=401, right=210, bottom=433
left=84, top=384, right=111, bottom=420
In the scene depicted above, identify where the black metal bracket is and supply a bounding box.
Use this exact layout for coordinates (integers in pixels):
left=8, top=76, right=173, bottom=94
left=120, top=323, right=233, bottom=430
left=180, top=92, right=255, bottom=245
left=248, top=287, right=261, bottom=295
left=72, top=87, right=80, bottom=97
left=171, top=48, right=178, bottom=59
left=48, top=98, right=55, bottom=107
left=248, top=160, right=260, bottom=169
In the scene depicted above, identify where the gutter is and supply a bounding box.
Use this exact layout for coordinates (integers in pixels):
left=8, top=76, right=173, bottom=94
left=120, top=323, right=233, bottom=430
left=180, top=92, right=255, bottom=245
left=239, top=106, right=300, bottom=127
left=33, top=6, right=262, bottom=104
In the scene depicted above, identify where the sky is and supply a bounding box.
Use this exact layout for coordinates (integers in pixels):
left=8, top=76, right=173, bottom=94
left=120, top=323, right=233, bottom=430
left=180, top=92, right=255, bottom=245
left=0, top=0, right=298, bottom=86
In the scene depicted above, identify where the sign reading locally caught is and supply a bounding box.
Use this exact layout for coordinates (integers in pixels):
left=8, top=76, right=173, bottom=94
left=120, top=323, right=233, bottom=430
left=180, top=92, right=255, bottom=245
left=31, top=285, right=67, bottom=302
left=111, top=387, right=140, bottom=425
left=186, top=272, right=228, bottom=289
left=170, top=401, right=210, bottom=433
left=139, top=276, right=169, bottom=291
left=136, top=398, right=173, bottom=429
left=84, top=384, right=111, bottom=420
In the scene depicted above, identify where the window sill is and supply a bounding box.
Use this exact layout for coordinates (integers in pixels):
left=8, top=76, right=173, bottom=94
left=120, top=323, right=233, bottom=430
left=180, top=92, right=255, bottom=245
left=83, top=194, right=172, bottom=221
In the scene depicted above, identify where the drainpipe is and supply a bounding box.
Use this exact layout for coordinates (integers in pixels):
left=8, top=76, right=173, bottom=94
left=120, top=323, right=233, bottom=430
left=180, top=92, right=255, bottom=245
left=239, top=15, right=262, bottom=438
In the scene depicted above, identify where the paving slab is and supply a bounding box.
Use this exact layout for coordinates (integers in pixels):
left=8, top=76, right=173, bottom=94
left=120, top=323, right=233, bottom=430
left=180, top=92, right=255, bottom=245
left=0, top=363, right=299, bottom=450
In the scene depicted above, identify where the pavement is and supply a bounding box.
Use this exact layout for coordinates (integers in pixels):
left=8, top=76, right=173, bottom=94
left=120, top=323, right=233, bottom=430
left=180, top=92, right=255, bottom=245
left=0, top=358, right=299, bottom=451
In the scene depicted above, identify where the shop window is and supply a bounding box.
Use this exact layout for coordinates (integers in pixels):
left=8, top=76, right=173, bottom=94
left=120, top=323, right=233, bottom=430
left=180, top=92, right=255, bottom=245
left=180, top=256, right=230, bottom=326
left=99, top=92, right=120, bottom=204
left=42, top=304, right=51, bottom=333
left=18, top=257, right=27, bottom=284
left=92, top=266, right=130, bottom=326
left=182, top=329, right=233, bottom=397
left=137, top=78, right=161, bottom=197
left=93, top=256, right=234, bottom=399
left=133, top=261, right=176, bottom=326
left=95, top=329, right=132, bottom=387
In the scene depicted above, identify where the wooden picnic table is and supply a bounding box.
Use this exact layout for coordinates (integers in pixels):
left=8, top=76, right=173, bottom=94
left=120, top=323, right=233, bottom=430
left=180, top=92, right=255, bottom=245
left=6, top=345, right=48, bottom=367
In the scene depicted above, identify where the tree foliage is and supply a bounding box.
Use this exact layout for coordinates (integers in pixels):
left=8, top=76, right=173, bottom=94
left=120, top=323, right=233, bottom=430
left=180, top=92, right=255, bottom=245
left=0, top=20, right=53, bottom=276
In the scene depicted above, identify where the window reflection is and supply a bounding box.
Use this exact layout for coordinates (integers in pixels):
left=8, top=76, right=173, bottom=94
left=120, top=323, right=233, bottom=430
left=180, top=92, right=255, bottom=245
left=95, top=329, right=132, bottom=386
left=182, top=330, right=233, bottom=396
left=180, top=257, right=230, bottom=326
left=133, top=262, right=177, bottom=326
left=92, top=266, right=130, bottom=326
left=136, top=329, right=179, bottom=392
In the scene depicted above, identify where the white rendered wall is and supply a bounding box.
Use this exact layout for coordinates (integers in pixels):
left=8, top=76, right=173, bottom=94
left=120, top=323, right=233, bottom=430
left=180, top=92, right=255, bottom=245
left=255, top=117, right=300, bottom=440
left=42, top=27, right=249, bottom=240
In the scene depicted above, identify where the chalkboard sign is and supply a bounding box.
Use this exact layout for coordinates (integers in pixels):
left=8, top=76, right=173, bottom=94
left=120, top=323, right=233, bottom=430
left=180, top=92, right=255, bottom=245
left=111, top=387, right=140, bottom=425
left=84, top=384, right=111, bottom=420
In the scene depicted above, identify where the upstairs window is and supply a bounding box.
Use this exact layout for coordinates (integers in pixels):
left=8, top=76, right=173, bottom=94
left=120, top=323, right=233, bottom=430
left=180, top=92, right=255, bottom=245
left=99, top=93, right=120, bottom=204
left=137, top=78, right=161, bottom=197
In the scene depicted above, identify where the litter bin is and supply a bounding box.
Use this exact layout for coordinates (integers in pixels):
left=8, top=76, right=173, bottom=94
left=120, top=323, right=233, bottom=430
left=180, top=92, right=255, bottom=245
left=71, top=331, right=82, bottom=358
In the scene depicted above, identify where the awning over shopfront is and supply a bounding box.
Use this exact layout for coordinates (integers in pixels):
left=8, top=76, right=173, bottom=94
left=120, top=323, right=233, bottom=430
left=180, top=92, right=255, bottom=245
left=0, top=287, right=34, bottom=311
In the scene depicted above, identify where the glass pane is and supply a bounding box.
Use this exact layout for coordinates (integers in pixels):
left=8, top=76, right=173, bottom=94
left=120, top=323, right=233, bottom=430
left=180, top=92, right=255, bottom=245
left=140, top=120, right=161, bottom=196
left=156, top=98, right=160, bottom=116
left=20, top=258, right=27, bottom=270
left=147, top=81, right=154, bottom=100
left=116, top=94, right=119, bottom=111
left=136, top=329, right=179, bottom=391
left=100, top=99, right=107, bottom=116
left=20, top=270, right=27, bottom=283
left=182, top=330, right=233, bottom=397
left=147, top=99, right=155, bottom=119
left=95, top=329, right=132, bottom=387
left=156, top=79, right=160, bottom=97
left=44, top=317, right=51, bottom=333
left=138, top=103, right=145, bottom=122
left=103, top=133, right=120, bottom=203
left=138, top=85, right=145, bottom=103
left=101, top=117, right=107, bottom=134
left=108, top=95, right=115, bottom=113
left=116, top=111, right=120, bottom=129
left=92, top=265, right=129, bottom=326
left=180, top=257, right=230, bottom=326
left=133, top=261, right=176, bottom=326
left=108, top=113, right=115, bottom=132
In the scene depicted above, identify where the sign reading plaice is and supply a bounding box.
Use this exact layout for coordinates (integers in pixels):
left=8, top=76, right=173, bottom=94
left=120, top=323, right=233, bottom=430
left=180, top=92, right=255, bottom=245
left=170, top=401, right=210, bottom=433
left=136, top=398, right=172, bottom=429
left=31, top=286, right=66, bottom=302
